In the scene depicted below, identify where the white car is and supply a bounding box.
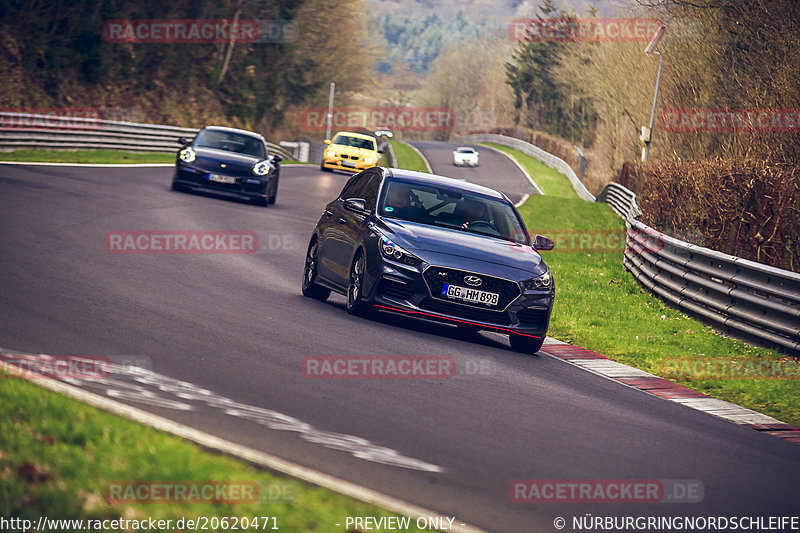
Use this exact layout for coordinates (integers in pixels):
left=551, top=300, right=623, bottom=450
left=453, top=146, right=479, bottom=167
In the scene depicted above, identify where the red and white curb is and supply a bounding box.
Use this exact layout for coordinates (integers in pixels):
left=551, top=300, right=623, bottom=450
left=541, top=338, right=800, bottom=445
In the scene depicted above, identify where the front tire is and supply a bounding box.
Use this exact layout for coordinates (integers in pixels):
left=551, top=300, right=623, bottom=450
left=509, top=334, right=544, bottom=354
left=346, top=251, right=370, bottom=316
left=266, top=174, right=279, bottom=205
left=302, top=239, right=330, bottom=301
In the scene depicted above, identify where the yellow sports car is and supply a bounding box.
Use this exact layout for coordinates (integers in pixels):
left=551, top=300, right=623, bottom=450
left=320, top=131, right=381, bottom=172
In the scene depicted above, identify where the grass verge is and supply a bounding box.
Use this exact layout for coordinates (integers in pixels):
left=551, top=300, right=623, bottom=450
left=479, top=143, right=576, bottom=198
left=0, top=149, right=176, bottom=164
left=389, top=140, right=429, bottom=172
left=507, top=159, right=800, bottom=427
left=0, top=375, right=436, bottom=531
left=0, top=149, right=304, bottom=165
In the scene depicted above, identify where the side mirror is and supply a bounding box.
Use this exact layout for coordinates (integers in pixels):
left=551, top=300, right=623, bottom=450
left=344, top=198, right=369, bottom=215
left=178, top=137, right=189, bottom=145
left=324, top=139, right=331, bottom=145
left=271, top=154, right=283, bottom=163
left=533, top=234, right=555, bottom=251
left=378, top=148, right=384, bottom=154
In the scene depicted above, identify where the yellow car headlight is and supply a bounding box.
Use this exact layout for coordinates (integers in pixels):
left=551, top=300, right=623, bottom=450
left=326, top=150, right=336, bottom=157
left=364, top=157, right=375, bottom=164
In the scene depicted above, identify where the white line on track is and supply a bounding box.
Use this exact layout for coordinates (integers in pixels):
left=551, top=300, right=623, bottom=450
left=399, top=141, right=433, bottom=173
left=476, top=144, right=544, bottom=196
left=0, top=355, right=486, bottom=533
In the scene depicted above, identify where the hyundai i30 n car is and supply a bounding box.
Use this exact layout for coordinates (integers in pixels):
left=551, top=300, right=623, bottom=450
left=301, top=167, right=555, bottom=353
left=172, top=126, right=282, bottom=205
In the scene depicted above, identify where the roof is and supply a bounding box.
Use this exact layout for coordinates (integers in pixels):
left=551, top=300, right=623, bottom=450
left=201, top=125, right=265, bottom=140
left=332, top=131, right=377, bottom=141
left=383, top=168, right=505, bottom=200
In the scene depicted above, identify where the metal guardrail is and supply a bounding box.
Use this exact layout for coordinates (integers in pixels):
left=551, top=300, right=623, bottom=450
left=596, top=181, right=643, bottom=220
left=456, top=133, right=595, bottom=201
left=600, top=182, right=800, bottom=353
left=0, top=112, right=294, bottom=159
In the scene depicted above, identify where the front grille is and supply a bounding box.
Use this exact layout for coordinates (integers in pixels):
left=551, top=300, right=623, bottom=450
left=341, top=154, right=358, bottom=160
left=419, top=298, right=512, bottom=325
left=423, top=266, right=520, bottom=310
left=517, top=307, right=548, bottom=327
left=378, top=277, right=414, bottom=300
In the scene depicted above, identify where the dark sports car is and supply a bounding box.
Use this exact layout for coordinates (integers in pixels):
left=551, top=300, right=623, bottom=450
left=302, top=167, right=555, bottom=353
left=171, top=126, right=282, bottom=205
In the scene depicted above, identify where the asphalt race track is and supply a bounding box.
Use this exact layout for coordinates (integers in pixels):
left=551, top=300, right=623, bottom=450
left=407, top=141, right=536, bottom=204
left=1, top=152, right=799, bottom=532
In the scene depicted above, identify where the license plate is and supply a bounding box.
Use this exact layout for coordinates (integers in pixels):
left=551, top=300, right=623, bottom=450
left=340, top=160, right=356, bottom=168
left=208, top=173, right=236, bottom=184
left=442, top=284, right=499, bottom=306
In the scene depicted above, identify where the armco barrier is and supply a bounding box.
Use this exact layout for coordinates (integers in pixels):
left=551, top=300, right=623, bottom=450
left=456, top=133, right=595, bottom=201
left=0, top=111, right=293, bottom=159
left=600, top=182, right=800, bottom=353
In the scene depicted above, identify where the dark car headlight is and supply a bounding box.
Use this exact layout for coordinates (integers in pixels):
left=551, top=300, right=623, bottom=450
left=179, top=147, right=196, bottom=163
left=379, top=236, right=422, bottom=267
left=523, top=271, right=552, bottom=290
left=253, top=160, right=273, bottom=176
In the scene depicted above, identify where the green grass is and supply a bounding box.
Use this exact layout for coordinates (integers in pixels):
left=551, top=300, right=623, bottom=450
left=0, top=149, right=304, bottom=165
left=480, top=142, right=577, bottom=198
left=0, top=376, right=436, bottom=532
left=504, top=157, right=800, bottom=427
left=389, top=140, right=429, bottom=172
left=0, top=149, right=176, bottom=164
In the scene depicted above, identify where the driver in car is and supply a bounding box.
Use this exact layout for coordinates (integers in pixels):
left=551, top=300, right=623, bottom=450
left=456, top=198, right=488, bottom=230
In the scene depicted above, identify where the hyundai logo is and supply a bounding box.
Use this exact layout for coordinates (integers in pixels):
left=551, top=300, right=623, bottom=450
left=464, top=275, right=482, bottom=287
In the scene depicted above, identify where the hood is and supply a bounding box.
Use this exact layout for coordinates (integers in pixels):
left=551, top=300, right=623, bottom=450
left=189, top=146, right=265, bottom=176
left=379, top=218, right=545, bottom=275
left=330, top=144, right=377, bottom=158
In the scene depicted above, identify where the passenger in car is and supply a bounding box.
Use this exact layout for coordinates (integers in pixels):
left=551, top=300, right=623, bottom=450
left=385, top=185, right=427, bottom=222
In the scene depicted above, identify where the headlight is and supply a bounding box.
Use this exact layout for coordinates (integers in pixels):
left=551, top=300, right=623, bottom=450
left=326, top=150, right=336, bottom=157
left=253, top=160, right=273, bottom=176
left=364, top=157, right=375, bottom=164
left=379, top=236, right=422, bottom=267
left=523, top=271, right=552, bottom=290
left=179, top=147, right=196, bottom=163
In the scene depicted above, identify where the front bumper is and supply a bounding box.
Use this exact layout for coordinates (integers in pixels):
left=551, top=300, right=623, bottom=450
left=322, top=155, right=377, bottom=172
left=172, top=166, right=269, bottom=201
left=367, top=260, right=553, bottom=338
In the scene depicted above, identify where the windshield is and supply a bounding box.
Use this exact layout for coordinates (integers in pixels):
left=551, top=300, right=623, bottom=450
left=193, top=130, right=267, bottom=159
left=332, top=135, right=376, bottom=151
left=379, top=179, right=529, bottom=245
